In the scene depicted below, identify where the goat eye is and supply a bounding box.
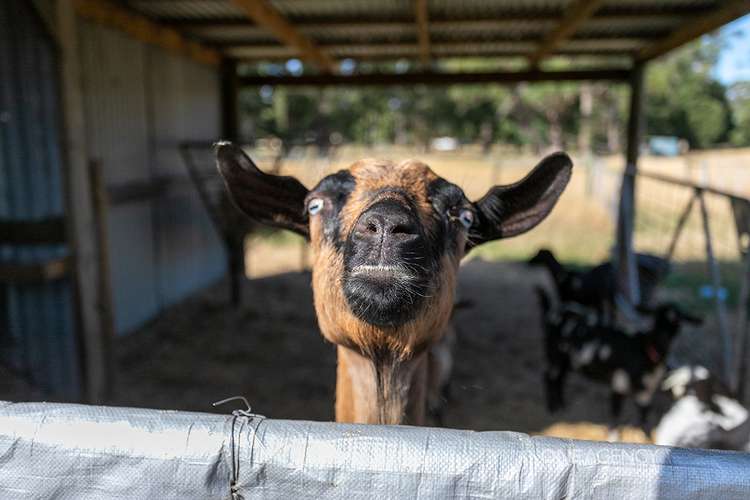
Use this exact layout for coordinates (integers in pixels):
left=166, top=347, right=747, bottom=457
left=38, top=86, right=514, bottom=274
left=458, top=209, right=474, bottom=229
left=307, top=198, right=324, bottom=215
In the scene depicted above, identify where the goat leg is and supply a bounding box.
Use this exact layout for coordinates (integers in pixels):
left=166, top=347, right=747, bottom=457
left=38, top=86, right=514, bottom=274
left=607, top=392, right=624, bottom=441
left=226, top=235, right=245, bottom=307
left=637, top=402, right=652, bottom=438
left=544, top=366, right=567, bottom=413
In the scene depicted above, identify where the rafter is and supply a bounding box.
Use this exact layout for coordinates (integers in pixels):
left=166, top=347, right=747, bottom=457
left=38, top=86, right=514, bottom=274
left=229, top=0, right=335, bottom=73
left=72, top=0, right=220, bottom=66
left=238, top=68, right=630, bottom=87
left=415, top=0, right=431, bottom=67
left=637, top=0, right=750, bottom=61
left=226, top=39, right=645, bottom=60
left=528, top=0, right=604, bottom=68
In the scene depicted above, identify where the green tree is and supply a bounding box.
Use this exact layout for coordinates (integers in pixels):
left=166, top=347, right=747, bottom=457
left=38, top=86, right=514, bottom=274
left=645, top=37, right=732, bottom=148
left=729, top=82, right=750, bottom=146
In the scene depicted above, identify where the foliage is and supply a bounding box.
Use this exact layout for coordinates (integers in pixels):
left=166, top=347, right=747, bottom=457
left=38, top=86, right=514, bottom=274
left=645, top=37, right=732, bottom=148
left=729, top=82, right=750, bottom=146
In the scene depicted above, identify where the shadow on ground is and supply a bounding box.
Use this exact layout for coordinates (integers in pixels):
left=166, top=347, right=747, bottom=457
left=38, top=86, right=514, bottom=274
left=95, top=259, right=672, bottom=441
left=0, top=259, right=675, bottom=441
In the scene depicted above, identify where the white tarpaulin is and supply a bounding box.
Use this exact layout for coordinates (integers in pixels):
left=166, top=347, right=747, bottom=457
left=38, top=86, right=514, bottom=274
left=1, top=401, right=749, bottom=499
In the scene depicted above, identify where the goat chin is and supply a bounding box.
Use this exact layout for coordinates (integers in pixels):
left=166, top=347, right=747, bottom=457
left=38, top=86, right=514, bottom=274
left=343, top=269, right=431, bottom=328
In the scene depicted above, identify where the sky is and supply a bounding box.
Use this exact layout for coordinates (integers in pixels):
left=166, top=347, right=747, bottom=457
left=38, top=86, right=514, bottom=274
left=714, top=14, right=750, bottom=85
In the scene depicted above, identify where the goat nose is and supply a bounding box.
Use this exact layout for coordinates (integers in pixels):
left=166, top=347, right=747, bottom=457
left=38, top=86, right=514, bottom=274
left=354, top=200, right=419, bottom=242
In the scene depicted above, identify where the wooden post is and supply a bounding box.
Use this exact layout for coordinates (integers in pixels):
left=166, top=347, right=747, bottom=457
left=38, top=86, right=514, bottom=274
left=226, top=235, right=244, bottom=307
left=415, top=0, right=430, bottom=68
left=625, top=63, right=645, bottom=176
left=88, top=160, right=115, bottom=397
left=219, top=59, right=243, bottom=305
left=614, top=63, right=645, bottom=308
left=57, top=0, right=110, bottom=403
left=221, top=58, right=239, bottom=141
left=697, top=190, right=732, bottom=385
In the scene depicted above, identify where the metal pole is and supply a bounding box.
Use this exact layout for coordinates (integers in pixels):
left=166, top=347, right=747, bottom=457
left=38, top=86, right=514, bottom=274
left=664, top=192, right=697, bottom=263
left=697, top=190, right=732, bottom=384
left=734, top=248, right=750, bottom=401
left=220, top=58, right=239, bottom=141
left=615, top=62, right=645, bottom=308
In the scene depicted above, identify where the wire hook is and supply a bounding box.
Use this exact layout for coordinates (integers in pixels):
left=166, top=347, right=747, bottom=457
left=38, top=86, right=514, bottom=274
left=213, top=396, right=254, bottom=417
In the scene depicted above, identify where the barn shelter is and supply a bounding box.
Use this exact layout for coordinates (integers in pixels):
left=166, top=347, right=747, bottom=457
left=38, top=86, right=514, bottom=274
left=1, top=0, right=749, bottom=405
left=3, top=2, right=750, bottom=499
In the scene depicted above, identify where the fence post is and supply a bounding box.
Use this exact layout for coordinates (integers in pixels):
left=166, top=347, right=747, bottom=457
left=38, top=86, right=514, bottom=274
left=735, top=249, right=750, bottom=401
left=58, top=0, right=110, bottom=403
left=614, top=62, right=645, bottom=309
left=220, top=58, right=239, bottom=141
left=697, top=189, right=732, bottom=384
left=731, top=197, right=750, bottom=401
left=88, top=160, right=115, bottom=399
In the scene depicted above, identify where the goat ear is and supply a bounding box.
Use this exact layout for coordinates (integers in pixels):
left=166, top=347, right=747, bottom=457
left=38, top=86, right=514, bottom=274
left=215, top=142, right=309, bottom=237
left=467, top=152, right=572, bottom=249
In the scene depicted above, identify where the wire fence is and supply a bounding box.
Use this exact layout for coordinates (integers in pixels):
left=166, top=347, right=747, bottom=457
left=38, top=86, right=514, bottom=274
left=579, top=154, right=750, bottom=397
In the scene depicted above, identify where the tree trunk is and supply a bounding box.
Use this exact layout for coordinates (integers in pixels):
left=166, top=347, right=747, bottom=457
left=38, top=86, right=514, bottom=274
left=546, top=109, right=563, bottom=151
left=578, top=83, right=593, bottom=155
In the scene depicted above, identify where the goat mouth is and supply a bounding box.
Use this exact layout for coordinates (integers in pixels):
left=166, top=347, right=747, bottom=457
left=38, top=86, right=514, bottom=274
left=343, top=264, right=430, bottom=327
left=350, top=264, right=415, bottom=281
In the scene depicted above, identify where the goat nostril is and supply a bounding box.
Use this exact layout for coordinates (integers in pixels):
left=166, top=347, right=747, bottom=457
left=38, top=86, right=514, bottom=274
left=366, top=222, right=378, bottom=233
left=391, top=224, right=413, bottom=235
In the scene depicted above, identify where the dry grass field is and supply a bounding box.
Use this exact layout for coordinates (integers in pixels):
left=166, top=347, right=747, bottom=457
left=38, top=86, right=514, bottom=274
left=251, top=145, right=750, bottom=265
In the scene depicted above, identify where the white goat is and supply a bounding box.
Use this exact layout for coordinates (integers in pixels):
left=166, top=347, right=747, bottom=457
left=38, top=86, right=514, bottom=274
left=655, top=366, right=750, bottom=451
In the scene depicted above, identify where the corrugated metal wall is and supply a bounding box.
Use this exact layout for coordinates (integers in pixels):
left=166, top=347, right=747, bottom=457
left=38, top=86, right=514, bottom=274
left=1, top=2, right=225, bottom=401
left=77, top=21, right=225, bottom=334
left=0, top=1, right=82, bottom=399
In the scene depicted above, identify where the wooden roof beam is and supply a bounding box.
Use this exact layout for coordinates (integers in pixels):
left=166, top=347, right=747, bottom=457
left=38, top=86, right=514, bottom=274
left=72, top=0, right=221, bottom=66
left=229, top=0, right=336, bottom=73
left=226, top=40, right=643, bottom=60
left=415, top=0, right=430, bottom=67
left=239, top=68, right=630, bottom=87
left=528, top=0, right=604, bottom=68
left=637, top=0, right=750, bottom=62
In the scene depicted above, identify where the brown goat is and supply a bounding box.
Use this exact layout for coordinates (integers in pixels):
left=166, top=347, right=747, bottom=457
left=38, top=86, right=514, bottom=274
left=216, top=143, right=572, bottom=425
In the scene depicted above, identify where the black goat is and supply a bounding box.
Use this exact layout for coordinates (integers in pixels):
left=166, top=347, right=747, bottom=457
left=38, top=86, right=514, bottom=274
left=536, top=286, right=702, bottom=435
left=529, top=249, right=670, bottom=323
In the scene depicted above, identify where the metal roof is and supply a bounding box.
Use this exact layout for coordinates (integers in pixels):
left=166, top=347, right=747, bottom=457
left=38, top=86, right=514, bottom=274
left=114, top=0, right=747, bottom=69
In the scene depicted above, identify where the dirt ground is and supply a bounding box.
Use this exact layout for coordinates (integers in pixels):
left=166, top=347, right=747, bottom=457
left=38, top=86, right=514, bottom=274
left=103, top=255, right=664, bottom=443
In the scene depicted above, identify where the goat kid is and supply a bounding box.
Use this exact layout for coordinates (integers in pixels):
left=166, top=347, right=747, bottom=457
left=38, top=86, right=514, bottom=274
left=536, top=287, right=701, bottom=436
left=529, top=249, right=670, bottom=324
left=656, top=366, right=750, bottom=450
left=217, top=143, right=572, bottom=425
